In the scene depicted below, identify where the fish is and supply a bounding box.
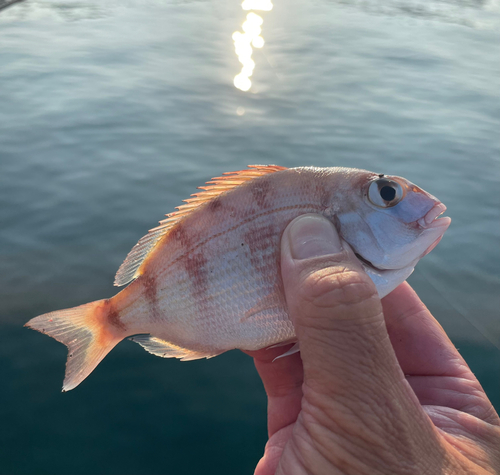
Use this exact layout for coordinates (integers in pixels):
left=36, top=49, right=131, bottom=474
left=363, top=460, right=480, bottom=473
left=25, top=165, right=451, bottom=391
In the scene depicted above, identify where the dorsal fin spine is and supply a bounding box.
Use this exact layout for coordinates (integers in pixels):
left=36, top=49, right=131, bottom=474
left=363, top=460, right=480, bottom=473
left=113, top=165, right=287, bottom=287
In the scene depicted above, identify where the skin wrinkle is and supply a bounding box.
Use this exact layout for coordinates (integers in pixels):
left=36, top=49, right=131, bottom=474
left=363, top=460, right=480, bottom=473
left=382, top=397, right=434, bottom=462
left=397, top=379, right=443, bottom=452
left=297, top=402, right=418, bottom=475
left=426, top=408, right=500, bottom=471
left=292, top=258, right=381, bottom=324
left=285, top=419, right=335, bottom=475
left=302, top=377, right=427, bottom=464
left=407, top=376, right=495, bottom=421
left=480, top=408, right=500, bottom=429
left=411, top=375, right=481, bottom=397
left=301, top=394, right=388, bottom=454
left=298, top=273, right=378, bottom=312
left=300, top=421, right=371, bottom=474
left=405, top=380, right=466, bottom=460
left=278, top=451, right=310, bottom=475
left=403, top=361, right=475, bottom=380
left=260, top=425, right=298, bottom=474
left=292, top=269, right=382, bottom=324
left=296, top=258, right=373, bottom=294
left=442, top=431, right=494, bottom=468
left=301, top=327, right=389, bottom=384
left=273, top=424, right=310, bottom=474
left=296, top=305, right=383, bottom=333
left=434, top=429, right=493, bottom=474
left=429, top=407, right=500, bottom=440
left=481, top=427, right=500, bottom=467
left=262, top=436, right=293, bottom=475
left=429, top=412, right=481, bottom=441
left=387, top=300, right=425, bottom=325
left=296, top=308, right=396, bottom=372
left=298, top=331, right=407, bottom=408
left=451, top=363, right=479, bottom=380
left=299, top=335, right=377, bottom=391
left=456, top=446, right=499, bottom=474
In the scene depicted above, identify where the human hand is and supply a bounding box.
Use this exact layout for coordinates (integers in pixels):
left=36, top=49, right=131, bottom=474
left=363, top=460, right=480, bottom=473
left=246, top=214, right=500, bottom=475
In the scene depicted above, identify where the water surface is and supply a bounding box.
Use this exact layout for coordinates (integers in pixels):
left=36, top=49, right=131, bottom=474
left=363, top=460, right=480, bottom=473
left=1, top=0, right=499, bottom=473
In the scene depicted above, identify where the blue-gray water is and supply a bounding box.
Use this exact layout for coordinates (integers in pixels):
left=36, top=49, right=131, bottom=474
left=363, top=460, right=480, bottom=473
left=1, top=0, right=499, bottom=473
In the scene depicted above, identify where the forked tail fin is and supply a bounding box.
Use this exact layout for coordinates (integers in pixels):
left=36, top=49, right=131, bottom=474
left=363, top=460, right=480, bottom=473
left=25, top=300, right=123, bottom=391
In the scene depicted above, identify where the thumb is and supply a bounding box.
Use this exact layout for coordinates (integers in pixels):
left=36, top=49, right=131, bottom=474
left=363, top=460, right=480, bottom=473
left=278, top=215, right=457, bottom=475
left=281, top=214, right=415, bottom=405
left=279, top=214, right=450, bottom=472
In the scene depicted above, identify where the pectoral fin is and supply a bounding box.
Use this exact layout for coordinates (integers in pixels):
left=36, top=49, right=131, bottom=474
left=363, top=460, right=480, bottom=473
left=273, top=342, right=300, bottom=361
left=240, top=291, right=286, bottom=323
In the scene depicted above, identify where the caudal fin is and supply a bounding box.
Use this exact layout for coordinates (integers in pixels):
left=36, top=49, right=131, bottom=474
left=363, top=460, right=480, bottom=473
left=25, top=300, right=123, bottom=391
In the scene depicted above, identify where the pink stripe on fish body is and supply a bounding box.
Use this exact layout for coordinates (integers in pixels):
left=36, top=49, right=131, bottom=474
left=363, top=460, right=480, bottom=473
left=115, top=167, right=354, bottom=354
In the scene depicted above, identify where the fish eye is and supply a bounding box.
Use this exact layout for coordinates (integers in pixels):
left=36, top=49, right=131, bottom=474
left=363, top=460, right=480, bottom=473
left=367, top=178, right=404, bottom=208
left=380, top=186, right=395, bottom=201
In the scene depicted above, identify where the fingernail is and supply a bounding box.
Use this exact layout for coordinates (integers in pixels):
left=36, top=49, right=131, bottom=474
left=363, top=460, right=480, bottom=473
left=287, top=215, right=342, bottom=260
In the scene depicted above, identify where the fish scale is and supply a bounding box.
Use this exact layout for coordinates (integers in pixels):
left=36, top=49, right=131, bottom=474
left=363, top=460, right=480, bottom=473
left=141, top=205, right=321, bottom=350
left=25, top=165, right=450, bottom=391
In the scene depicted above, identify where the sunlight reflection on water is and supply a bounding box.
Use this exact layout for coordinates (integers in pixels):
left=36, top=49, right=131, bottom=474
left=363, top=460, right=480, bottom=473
left=233, top=0, right=273, bottom=92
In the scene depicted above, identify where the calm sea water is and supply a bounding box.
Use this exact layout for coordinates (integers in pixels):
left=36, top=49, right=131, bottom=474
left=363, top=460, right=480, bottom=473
left=1, top=0, right=499, bottom=473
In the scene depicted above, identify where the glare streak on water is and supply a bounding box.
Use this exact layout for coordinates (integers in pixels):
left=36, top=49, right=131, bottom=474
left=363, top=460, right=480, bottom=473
left=233, top=0, right=273, bottom=91
left=0, top=0, right=499, bottom=474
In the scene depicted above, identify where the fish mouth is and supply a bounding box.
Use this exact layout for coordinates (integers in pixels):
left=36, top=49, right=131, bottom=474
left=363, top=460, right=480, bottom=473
left=417, top=202, right=451, bottom=229
left=417, top=202, right=451, bottom=257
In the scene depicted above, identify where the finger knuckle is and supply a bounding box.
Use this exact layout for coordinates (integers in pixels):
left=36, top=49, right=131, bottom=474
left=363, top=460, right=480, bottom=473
left=299, top=266, right=377, bottom=310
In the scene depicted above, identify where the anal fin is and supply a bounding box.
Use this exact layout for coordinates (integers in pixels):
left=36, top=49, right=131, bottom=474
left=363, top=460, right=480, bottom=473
left=130, top=335, right=221, bottom=361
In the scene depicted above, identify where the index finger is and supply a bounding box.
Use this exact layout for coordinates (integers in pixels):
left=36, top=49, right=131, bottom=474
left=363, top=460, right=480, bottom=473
left=382, top=282, right=469, bottom=377
left=244, top=346, right=303, bottom=437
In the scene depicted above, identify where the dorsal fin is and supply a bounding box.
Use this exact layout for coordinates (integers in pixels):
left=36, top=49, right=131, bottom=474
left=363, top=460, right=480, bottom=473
left=113, top=164, right=287, bottom=286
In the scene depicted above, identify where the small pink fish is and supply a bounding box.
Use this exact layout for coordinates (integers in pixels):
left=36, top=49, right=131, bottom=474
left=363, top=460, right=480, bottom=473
left=26, top=165, right=451, bottom=391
